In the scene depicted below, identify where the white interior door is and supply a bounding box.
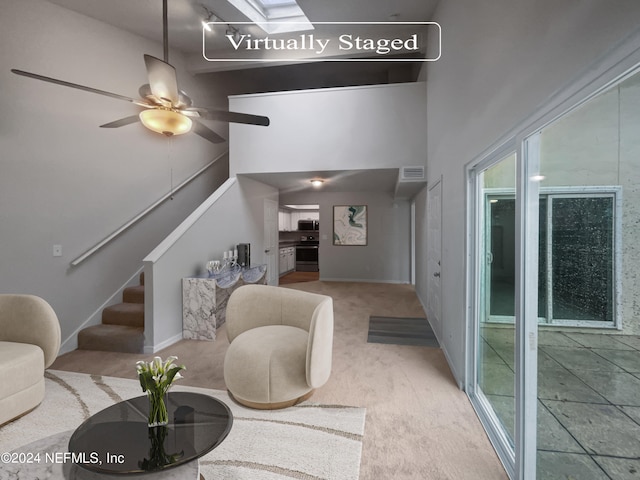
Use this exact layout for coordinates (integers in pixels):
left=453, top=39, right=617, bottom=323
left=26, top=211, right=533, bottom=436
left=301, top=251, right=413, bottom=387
left=427, top=180, right=442, bottom=328
left=264, top=199, right=278, bottom=285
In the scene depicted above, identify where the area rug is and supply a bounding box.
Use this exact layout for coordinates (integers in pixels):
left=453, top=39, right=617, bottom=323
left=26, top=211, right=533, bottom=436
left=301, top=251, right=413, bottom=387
left=367, top=316, right=440, bottom=347
left=0, top=370, right=365, bottom=480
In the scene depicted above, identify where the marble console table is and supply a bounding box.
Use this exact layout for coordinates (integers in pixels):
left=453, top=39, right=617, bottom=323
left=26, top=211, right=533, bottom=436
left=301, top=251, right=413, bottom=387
left=182, top=264, right=267, bottom=341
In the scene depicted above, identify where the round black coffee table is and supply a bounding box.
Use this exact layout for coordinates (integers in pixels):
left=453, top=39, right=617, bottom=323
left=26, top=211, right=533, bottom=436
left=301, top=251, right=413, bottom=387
left=68, top=392, right=232, bottom=476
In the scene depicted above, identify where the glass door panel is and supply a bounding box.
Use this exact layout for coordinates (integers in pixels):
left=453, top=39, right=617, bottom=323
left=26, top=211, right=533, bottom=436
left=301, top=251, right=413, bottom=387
left=534, top=69, right=637, bottom=479
left=477, top=153, right=517, bottom=444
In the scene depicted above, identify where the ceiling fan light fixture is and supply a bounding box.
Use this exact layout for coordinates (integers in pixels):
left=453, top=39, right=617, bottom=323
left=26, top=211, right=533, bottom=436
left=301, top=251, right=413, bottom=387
left=139, top=109, right=192, bottom=136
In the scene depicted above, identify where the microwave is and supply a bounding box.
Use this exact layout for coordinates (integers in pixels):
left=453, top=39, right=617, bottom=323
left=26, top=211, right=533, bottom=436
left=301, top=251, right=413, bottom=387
left=298, top=219, right=319, bottom=231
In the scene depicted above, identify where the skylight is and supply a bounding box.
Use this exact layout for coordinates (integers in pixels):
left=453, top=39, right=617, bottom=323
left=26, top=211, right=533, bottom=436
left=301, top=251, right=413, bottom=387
left=227, top=0, right=314, bottom=34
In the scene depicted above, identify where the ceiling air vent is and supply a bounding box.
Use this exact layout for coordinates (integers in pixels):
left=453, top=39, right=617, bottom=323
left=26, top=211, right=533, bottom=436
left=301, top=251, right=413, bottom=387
left=400, top=166, right=426, bottom=182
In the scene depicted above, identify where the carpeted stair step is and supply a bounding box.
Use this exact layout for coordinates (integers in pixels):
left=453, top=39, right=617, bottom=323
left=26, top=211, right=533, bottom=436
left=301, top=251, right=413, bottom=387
left=102, top=302, right=144, bottom=328
left=123, top=285, right=145, bottom=304
left=77, top=324, right=144, bottom=353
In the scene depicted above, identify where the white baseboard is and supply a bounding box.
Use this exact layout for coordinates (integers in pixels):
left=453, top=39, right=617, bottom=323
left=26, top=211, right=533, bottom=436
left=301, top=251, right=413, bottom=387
left=415, top=289, right=464, bottom=390
left=144, top=332, right=184, bottom=354
left=319, top=277, right=410, bottom=284
left=58, top=267, right=145, bottom=356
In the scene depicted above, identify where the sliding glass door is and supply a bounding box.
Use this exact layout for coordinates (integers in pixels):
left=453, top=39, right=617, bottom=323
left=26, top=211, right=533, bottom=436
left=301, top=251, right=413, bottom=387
left=469, top=151, right=518, bottom=475
left=468, top=62, right=640, bottom=480
left=483, top=192, right=618, bottom=327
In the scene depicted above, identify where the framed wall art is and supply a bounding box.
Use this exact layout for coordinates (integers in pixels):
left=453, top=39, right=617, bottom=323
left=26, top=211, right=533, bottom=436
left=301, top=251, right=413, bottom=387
left=333, top=205, right=367, bottom=246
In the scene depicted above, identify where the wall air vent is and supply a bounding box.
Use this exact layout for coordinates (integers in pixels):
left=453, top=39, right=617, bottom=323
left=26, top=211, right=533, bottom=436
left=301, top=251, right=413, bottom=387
left=400, top=166, right=426, bottom=181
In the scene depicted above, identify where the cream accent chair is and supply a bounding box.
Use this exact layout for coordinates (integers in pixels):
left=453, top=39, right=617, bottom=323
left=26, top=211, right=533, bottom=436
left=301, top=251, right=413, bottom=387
left=224, top=285, right=334, bottom=409
left=0, top=294, right=61, bottom=425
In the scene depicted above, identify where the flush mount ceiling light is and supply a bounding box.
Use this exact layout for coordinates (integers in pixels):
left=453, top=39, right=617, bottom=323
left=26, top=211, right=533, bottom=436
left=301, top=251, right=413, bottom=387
left=310, top=179, right=324, bottom=188
left=139, top=108, right=192, bottom=136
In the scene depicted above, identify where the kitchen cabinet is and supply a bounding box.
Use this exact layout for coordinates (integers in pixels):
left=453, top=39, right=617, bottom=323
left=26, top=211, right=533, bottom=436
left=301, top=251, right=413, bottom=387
left=279, top=208, right=319, bottom=231
left=278, top=209, right=292, bottom=231
left=279, top=247, right=295, bottom=276
left=286, top=247, right=295, bottom=271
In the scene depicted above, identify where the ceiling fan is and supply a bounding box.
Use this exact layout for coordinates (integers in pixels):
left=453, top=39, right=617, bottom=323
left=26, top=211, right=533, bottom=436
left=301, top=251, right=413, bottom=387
left=10, top=0, right=269, bottom=144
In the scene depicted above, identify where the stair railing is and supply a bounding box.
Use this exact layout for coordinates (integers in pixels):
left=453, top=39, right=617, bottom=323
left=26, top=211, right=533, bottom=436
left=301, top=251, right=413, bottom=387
left=70, top=151, right=228, bottom=267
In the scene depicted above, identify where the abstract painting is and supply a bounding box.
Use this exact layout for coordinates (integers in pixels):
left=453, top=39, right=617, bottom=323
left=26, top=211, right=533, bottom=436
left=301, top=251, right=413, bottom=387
left=333, top=205, right=367, bottom=245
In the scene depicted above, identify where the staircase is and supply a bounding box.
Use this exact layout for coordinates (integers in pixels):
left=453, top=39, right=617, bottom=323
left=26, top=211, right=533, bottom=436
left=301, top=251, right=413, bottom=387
left=77, top=272, right=145, bottom=353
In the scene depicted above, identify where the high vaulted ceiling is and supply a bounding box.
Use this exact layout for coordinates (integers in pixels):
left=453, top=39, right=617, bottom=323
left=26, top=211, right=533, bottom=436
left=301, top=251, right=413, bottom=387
left=46, top=0, right=437, bottom=93
left=46, top=0, right=439, bottom=57
left=43, top=0, right=435, bottom=195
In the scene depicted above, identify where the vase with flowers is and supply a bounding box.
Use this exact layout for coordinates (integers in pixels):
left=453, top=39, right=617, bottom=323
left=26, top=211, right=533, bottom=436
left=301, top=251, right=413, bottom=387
left=136, top=356, right=185, bottom=427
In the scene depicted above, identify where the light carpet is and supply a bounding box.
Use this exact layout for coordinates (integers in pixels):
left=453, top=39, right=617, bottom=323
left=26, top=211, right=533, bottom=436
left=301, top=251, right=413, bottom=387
left=0, top=370, right=365, bottom=480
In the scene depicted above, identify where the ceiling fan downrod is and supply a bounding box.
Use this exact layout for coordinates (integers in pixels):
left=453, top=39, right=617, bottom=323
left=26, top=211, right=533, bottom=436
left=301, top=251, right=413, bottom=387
left=163, top=0, right=169, bottom=63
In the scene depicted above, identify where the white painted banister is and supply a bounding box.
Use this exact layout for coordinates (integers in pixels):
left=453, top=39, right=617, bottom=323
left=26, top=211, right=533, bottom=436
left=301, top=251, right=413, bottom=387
left=70, top=151, right=228, bottom=266
left=143, top=176, right=237, bottom=264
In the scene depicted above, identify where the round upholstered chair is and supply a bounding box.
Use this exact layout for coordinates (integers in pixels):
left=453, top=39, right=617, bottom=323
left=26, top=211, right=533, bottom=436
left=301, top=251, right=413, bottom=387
left=0, top=294, right=61, bottom=425
left=223, top=285, right=334, bottom=409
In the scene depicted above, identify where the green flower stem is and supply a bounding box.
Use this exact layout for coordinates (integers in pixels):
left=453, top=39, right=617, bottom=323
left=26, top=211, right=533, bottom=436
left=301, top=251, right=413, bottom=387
left=148, top=390, right=168, bottom=427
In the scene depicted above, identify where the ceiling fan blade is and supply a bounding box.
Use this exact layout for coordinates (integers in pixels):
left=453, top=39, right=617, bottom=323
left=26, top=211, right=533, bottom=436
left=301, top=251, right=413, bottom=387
left=144, top=54, right=179, bottom=106
left=186, top=108, right=270, bottom=126
left=100, top=115, right=140, bottom=128
left=11, top=69, right=150, bottom=106
left=192, top=120, right=226, bottom=144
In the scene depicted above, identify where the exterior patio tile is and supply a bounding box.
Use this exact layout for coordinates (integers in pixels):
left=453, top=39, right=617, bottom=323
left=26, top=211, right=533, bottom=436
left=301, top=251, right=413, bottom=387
left=591, top=348, right=640, bottom=373
left=541, top=346, right=625, bottom=373
left=537, top=401, right=585, bottom=453
left=570, top=370, right=640, bottom=406
left=542, top=400, right=640, bottom=457
left=563, top=332, right=634, bottom=350
left=479, top=362, right=514, bottom=396
left=538, top=331, right=582, bottom=347
left=537, top=451, right=609, bottom=480
left=538, top=368, right=608, bottom=404
left=594, top=456, right=640, bottom=479
left=613, top=335, right=640, bottom=351
left=480, top=340, right=509, bottom=366
left=618, top=405, right=640, bottom=425
left=480, top=326, right=515, bottom=346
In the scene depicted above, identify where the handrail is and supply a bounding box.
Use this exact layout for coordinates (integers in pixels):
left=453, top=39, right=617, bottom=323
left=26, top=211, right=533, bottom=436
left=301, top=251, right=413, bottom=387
left=143, top=176, right=237, bottom=264
left=71, top=151, right=228, bottom=267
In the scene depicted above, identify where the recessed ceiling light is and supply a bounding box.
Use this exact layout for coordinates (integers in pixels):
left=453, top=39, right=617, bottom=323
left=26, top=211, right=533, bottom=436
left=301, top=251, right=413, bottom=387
left=310, top=179, right=324, bottom=187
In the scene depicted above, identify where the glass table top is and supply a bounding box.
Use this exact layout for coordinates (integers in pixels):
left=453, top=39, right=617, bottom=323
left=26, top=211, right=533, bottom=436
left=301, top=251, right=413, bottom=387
left=68, top=392, right=232, bottom=475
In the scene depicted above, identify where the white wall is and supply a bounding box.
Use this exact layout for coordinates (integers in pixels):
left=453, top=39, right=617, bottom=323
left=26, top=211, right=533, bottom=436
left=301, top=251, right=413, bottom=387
left=228, top=82, right=427, bottom=175
left=418, top=0, right=640, bottom=384
left=1, top=0, right=230, bottom=350
left=144, top=176, right=278, bottom=351
left=280, top=190, right=411, bottom=284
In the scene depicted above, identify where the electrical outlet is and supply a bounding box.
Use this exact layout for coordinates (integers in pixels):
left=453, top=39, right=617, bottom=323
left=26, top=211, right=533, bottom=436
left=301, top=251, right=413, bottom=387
left=53, top=245, right=62, bottom=257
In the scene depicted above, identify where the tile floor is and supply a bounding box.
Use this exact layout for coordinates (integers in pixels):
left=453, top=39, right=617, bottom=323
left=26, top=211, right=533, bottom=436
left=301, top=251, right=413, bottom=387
left=480, top=326, right=640, bottom=479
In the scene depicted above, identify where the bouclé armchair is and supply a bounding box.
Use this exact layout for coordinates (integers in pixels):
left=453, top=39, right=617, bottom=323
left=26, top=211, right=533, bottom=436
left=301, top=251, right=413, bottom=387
left=224, top=284, right=334, bottom=409
left=0, top=294, right=61, bottom=425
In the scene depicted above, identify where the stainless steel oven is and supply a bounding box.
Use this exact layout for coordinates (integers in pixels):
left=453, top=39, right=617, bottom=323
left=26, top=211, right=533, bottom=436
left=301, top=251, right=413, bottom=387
left=296, top=236, right=319, bottom=272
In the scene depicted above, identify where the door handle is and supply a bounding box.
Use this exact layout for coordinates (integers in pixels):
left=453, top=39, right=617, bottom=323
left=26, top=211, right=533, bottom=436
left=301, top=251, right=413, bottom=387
left=265, top=249, right=270, bottom=253
left=433, top=272, right=440, bottom=277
